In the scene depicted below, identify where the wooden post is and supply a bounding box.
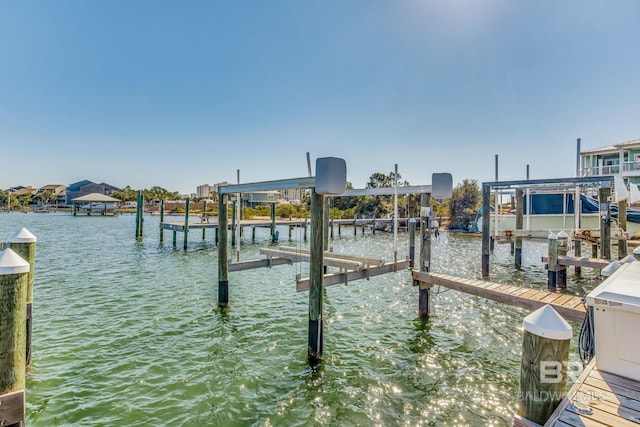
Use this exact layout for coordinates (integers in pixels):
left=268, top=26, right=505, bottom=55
left=218, top=194, right=229, bottom=307
left=330, top=217, right=334, bottom=240
left=418, top=193, right=431, bottom=318
left=308, top=188, right=324, bottom=366
left=573, top=238, right=581, bottom=275
left=324, top=199, right=330, bottom=251
left=231, top=200, right=237, bottom=247
left=409, top=218, right=416, bottom=268
left=338, top=222, right=341, bottom=235
left=8, top=228, right=37, bottom=368
left=159, top=200, right=165, bottom=244
left=0, top=248, right=29, bottom=427
left=135, top=190, right=143, bottom=239
left=599, top=185, right=611, bottom=259
left=481, top=184, right=491, bottom=277
left=172, top=231, right=177, bottom=247
left=591, top=243, right=598, bottom=259
left=547, top=233, right=558, bottom=290
left=556, top=231, right=568, bottom=288
left=353, top=216, right=357, bottom=236
left=518, top=305, right=572, bottom=425
left=202, top=201, right=207, bottom=241
left=270, top=203, right=276, bottom=243
left=304, top=217, right=308, bottom=241
left=618, top=199, right=628, bottom=259
left=252, top=226, right=256, bottom=242
left=515, top=189, right=524, bottom=269
left=183, top=198, right=190, bottom=250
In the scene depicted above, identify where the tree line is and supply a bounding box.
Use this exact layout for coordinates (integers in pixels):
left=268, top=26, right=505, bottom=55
left=2, top=173, right=482, bottom=230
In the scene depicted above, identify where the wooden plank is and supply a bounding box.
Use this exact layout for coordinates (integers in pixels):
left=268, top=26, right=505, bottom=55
left=545, top=360, right=640, bottom=427
left=541, top=256, right=610, bottom=269
left=0, top=390, right=24, bottom=426
left=413, top=272, right=586, bottom=323
left=259, top=248, right=363, bottom=271
left=228, top=257, right=292, bottom=272
left=278, top=246, right=385, bottom=267
left=538, top=292, right=564, bottom=304
left=589, top=370, right=640, bottom=394
left=296, top=260, right=410, bottom=291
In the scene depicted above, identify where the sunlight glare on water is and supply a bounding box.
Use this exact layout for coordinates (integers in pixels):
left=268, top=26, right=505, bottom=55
left=0, top=213, right=599, bottom=426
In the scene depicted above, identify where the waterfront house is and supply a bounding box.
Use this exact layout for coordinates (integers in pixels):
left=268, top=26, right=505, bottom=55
left=579, top=138, right=640, bottom=187
left=66, top=180, right=120, bottom=206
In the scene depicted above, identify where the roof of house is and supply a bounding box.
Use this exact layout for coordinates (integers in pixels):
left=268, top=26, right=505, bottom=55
left=40, top=184, right=65, bottom=190
left=71, top=193, right=121, bottom=202
left=581, top=138, right=640, bottom=155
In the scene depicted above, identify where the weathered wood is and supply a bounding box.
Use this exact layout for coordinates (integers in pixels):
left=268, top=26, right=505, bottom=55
left=0, top=272, right=28, bottom=394
left=0, top=389, right=25, bottom=426
left=228, top=257, right=292, bottom=272
left=618, top=199, right=628, bottom=259
left=419, top=193, right=431, bottom=318
left=259, top=248, right=363, bottom=271
left=573, top=238, right=581, bottom=274
left=296, top=260, right=410, bottom=291
left=183, top=198, right=190, bottom=250
left=547, top=234, right=558, bottom=289
left=159, top=200, right=165, bottom=244
left=231, top=200, right=236, bottom=247
left=409, top=219, right=416, bottom=268
left=518, top=329, right=570, bottom=425
left=482, top=184, right=491, bottom=277
left=599, top=186, right=611, bottom=260
left=308, top=189, right=324, bottom=365
left=412, top=271, right=586, bottom=323
left=218, top=195, right=229, bottom=307
left=8, top=232, right=36, bottom=368
left=277, top=246, right=384, bottom=267
left=541, top=255, right=610, bottom=269
left=515, top=189, right=524, bottom=269
left=556, top=232, right=568, bottom=289
left=544, top=359, right=640, bottom=427
left=270, top=203, right=276, bottom=242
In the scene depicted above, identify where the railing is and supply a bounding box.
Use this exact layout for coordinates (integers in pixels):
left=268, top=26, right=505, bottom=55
left=581, top=161, right=640, bottom=176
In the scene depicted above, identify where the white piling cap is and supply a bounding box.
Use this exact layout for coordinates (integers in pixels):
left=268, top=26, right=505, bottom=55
left=0, top=248, right=30, bottom=275
left=523, top=304, right=572, bottom=340
left=634, top=246, right=640, bottom=255
left=8, top=227, right=37, bottom=243
left=409, top=218, right=417, bottom=223
left=620, top=255, right=637, bottom=264
left=548, top=232, right=558, bottom=239
left=557, top=231, right=568, bottom=238
left=601, top=261, right=622, bottom=277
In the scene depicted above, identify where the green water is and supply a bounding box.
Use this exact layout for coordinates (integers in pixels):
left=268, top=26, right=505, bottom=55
left=0, top=213, right=600, bottom=426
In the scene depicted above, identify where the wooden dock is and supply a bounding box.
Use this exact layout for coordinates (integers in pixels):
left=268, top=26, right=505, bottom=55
left=541, top=358, right=640, bottom=426
left=411, top=271, right=586, bottom=323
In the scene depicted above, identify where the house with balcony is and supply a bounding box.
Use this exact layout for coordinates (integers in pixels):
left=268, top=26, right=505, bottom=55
left=579, top=138, right=640, bottom=187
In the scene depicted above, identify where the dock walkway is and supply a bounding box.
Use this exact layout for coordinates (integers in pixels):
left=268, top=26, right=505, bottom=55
left=542, top=358, right=640, bottom=426
left=411, top=271, right=586, bottom=323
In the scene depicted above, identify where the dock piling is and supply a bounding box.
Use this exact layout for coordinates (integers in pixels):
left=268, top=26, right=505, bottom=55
left=556, top=231, right=568, bottom=288
left=8, top=228, right=37, bottom=367
left=0, top=248, right=30, bottom=427
left=409, top=218, right=416, bottom=268
left=183, top=198, right=190, bottom=250
left=159, top=200, right=165, bottom=244
left=418, top=194, right=431, bottom=318
left=573, top=237, right=581, bottom=274
left=515, top=189, right=524, bottom=269
left=518, top=305, right=571, bottom=425
left=547, top=233, right=558, bottom=290
left=218, top=195, right=229, bottom=307
left=308, top=189, right=324, bottom=366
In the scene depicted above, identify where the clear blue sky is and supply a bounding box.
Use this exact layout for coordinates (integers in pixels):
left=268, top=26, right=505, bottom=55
left=2, top=1, right=639, bottom=195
